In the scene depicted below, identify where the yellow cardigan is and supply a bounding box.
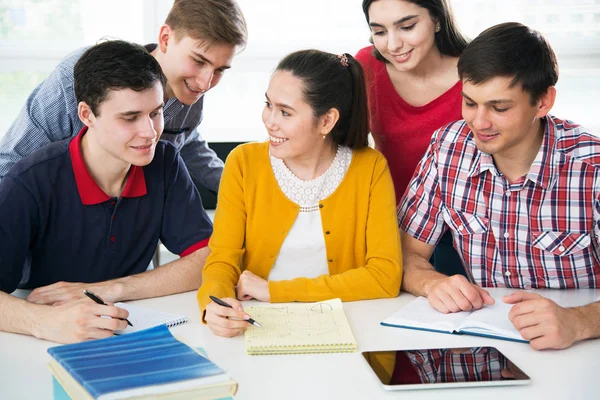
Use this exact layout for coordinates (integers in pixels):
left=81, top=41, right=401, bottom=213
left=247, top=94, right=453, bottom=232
left=197, top=141, right=402, bottom=312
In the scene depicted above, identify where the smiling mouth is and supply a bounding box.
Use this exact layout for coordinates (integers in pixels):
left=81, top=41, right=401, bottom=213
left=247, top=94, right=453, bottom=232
left=184, top=80, right=204, bottom=94
left=389, top=49, right=413, bottom=61
left=131, top=144, right=153, bottom=149
left=269, top=135, right=288, bottom=143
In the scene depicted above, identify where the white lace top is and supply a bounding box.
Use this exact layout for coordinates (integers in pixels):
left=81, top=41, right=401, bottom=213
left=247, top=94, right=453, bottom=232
left=270, top=146, right=353, bottom=212
left=268, top=146, right=352, bottom=281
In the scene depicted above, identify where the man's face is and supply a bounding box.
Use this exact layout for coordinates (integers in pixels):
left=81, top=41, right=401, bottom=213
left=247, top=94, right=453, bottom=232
left=461, top=76, right=545, bottom=161
left=85, top=83, right=165, bottom=168
left=157, top=27, right=236, bottom=105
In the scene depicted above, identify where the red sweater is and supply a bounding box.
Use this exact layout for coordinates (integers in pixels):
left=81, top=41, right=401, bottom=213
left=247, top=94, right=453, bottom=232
left=356, top=46, right=463, bottom=203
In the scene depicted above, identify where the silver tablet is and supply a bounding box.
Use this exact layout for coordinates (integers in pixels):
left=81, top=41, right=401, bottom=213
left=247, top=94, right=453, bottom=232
left=362, top=346, right=530, bottom=391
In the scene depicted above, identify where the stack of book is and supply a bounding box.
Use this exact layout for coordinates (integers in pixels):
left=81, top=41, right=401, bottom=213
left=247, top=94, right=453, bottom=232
left=47, top=325, right=236, bottom=399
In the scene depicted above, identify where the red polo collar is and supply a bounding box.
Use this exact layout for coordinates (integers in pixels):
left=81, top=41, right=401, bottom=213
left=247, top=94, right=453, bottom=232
left=69, top=127, right=147, bottom=205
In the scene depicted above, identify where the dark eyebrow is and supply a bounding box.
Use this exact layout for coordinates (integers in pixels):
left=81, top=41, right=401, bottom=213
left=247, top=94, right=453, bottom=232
left=118, top=103, right=165, bottom=117
left=265, top=93, right=296, bottom=112
left=460, top=92, right=514, bottom=106
left=191, top=52, right=231, bottom=71
left=369, top=15, right=418, bottom=29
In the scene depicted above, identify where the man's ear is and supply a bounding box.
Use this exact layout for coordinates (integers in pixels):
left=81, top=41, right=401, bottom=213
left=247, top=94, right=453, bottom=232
left=535, top=86, right=556, bottom=118
left=77, top=101, right=95, bottom=127
left=319, top=108, right=340, bottom=135
left=157, top=24, right=173, bottom=53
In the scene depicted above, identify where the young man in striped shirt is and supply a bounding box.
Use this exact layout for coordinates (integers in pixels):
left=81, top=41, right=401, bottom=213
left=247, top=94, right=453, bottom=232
left=398, top=22, right=600, bottom=350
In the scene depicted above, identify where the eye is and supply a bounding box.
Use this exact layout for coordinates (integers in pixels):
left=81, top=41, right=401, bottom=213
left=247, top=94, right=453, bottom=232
left=215, top=69, right=226, bottom=75
left=493, top=107, right=509, bottom=113
left=150, top=110, right=162, bottom=118
left=124, top=116, right=138, bottom=122
left=463, top=101, right=476, bottom=108
left=264, top=101, right=272, bottom=108
left=281, top=110, right=290, bottom=117
left=192, top=58, right=205, bottom=66
left=372, top=30, right=385, bottom=36
left=400, top=23, right=417, bottom=31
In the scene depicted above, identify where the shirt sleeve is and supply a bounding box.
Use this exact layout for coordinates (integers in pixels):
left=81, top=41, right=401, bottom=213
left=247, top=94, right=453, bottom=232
left=0, top=52, right=82, bottom=180
left=197, top=147, right=246, bottom=314
left=0, top=176, right=39, bottom=293
left=268, top=154, right=403, bottom=302
left=160, top=150, right=213, bottom=256
left=397, top=130, right=447, bottom=245
left=178, top=126, right=224, bottom=195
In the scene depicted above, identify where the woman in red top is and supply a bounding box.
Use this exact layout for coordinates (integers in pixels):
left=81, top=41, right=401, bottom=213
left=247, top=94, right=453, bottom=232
left=356, top=0, right=468, bottom=276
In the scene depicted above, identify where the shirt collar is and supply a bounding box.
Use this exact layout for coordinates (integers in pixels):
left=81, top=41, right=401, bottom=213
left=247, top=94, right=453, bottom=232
left=69, top=127, right=147, bottom=205
left=467, top=117, right=558, bottom=189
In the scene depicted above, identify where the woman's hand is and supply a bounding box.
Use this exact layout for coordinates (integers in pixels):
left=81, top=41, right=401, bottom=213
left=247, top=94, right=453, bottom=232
left=204, top=297, right=251, bottom=338
left=236, top=271, right=270, bottom=302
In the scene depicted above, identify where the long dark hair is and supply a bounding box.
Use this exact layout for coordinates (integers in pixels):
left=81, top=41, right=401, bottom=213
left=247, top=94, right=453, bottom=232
left=276, top=50, right=369, bottom=149
left=362, top=0, right=468, bottom=62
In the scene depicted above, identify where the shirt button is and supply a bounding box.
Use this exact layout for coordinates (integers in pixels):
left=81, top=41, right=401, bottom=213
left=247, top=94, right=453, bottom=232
left=112, top=215, right=117, bottom=220
left=505, top=191, right=511, bottom=197
left=328, top=258, right=333, bottom=262
left=524, top=282, right=532, bottom=290
left=558, top=246, right=566, bottom=252
left=110, top=201, right=116, bottom=206
left=503, top=231, right=510, bottom=238
left=319, top=204, right=323, bottom=209
left=325, top=231, right=331, bottom=235
left=505, top=271, right=511, bottom=277
left=110, top=236, right=116, bottom=242
left=458, top=225, right=464, bottom=231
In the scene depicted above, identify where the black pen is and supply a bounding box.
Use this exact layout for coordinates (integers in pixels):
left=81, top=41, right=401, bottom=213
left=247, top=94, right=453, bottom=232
left=83, top=289, right=133, bottom=327
left=209, top=295, right=262, bottom=328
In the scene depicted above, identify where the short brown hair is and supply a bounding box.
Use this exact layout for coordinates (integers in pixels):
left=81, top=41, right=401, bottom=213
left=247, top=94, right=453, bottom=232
left=165, top=0, right=248, bottom=49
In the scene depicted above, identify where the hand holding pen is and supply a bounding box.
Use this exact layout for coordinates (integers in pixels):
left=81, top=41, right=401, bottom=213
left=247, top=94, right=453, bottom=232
left=84, top=289, right=133, bottom=327
left=210, top=295, right=262, bottom=328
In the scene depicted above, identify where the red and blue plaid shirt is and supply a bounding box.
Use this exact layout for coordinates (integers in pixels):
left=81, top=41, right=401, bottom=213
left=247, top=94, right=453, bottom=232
left=399, top=116, right=600, bottom=289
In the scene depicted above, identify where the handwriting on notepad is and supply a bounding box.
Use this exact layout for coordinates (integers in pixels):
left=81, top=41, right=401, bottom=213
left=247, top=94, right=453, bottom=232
left=245, top=302, right=345, bottom=342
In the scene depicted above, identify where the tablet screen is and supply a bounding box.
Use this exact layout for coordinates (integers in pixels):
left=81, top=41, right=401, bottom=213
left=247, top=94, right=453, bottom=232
left=362, top=347, right=530, bottom=390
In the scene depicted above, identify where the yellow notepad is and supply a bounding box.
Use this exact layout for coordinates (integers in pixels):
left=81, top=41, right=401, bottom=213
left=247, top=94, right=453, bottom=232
left=244, top=298, right=357, bottom=355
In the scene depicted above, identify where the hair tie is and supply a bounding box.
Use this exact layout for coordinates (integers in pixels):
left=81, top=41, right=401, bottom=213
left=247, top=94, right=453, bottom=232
left=337, top=53, right=349, bottom=67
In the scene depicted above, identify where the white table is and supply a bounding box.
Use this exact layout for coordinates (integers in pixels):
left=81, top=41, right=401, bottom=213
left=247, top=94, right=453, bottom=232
left=1, top=289, right=598, bottom=399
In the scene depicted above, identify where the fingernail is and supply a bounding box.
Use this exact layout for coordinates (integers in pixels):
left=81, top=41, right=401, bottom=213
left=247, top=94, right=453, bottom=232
left=244, top=314, right=250, bottom=319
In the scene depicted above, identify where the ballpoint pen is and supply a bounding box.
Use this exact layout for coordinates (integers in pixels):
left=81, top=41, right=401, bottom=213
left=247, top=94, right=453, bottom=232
left=83, top=289, right=134, bottom=327
left=209, top=295, right=262, bottom=328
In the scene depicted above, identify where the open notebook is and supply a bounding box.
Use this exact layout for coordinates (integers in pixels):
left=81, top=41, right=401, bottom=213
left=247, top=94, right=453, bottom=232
left=47, top=325, right=237, bottom=400
left=381, top=296, right=526, bottom=343
left=113, top=302, right=187, bottom=334
left=244, top=298, right=356, bottom=355
left=381, top=289, right=600, bottom=343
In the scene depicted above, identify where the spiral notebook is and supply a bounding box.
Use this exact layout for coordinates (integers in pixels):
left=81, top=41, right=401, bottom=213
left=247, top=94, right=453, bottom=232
left=244, top=298, right=356, bottom=355
left=113, top=302, right=187, bottom=334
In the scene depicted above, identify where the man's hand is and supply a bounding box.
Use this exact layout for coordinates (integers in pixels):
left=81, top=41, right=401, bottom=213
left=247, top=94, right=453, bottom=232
left=236, top=271, right=270, bottom=302
left=35, top=299, right=129, bottom=343
left=504, top=291, right=585, bottom=350
left=26, top=281, right=119, bottom=306
left=204, top=297, right=251, bottom=338
left=427, top=274, right=495, bottom=313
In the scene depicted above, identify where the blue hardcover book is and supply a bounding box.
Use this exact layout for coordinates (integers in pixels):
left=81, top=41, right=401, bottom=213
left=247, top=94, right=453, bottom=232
left=380, top=297, right=528, bottom=343
left=47, top=325, right=237, bottom=399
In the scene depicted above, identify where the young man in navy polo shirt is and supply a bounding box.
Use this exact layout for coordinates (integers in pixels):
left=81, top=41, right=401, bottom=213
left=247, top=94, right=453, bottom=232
left=0, top=40, right=213, bottom=344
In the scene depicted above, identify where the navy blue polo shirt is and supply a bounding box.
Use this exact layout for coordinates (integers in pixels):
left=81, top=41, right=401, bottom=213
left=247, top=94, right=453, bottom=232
left=0, top=127, right=213, bottom=293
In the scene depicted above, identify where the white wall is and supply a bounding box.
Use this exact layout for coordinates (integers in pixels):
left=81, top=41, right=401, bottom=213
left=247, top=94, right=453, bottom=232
left=1, top=0, right=598, bottom=141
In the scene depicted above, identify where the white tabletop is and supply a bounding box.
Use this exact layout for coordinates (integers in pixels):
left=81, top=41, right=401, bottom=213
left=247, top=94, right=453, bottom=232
left=1, top=289, right=598, bottom=399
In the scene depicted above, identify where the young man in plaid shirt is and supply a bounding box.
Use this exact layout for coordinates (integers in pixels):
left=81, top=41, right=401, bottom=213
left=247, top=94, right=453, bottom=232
left=398, top=22, right=600, bottom=351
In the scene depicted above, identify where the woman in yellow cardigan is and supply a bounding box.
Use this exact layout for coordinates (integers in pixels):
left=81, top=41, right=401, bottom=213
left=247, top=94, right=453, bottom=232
left=198, top=49, right=402, bottom=337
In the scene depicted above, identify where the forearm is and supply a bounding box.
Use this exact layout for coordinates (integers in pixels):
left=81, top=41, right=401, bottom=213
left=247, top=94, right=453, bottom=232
left=0, top=292, right=45, bottom=338
left=401, top=252, right=448, bottom=297
left=104, top=247, right=208, bottom=302
left=573, top=301, right=600, bottom=342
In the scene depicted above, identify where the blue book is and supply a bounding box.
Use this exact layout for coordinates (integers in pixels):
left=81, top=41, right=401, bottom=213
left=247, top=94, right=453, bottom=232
left=380, top=297, right=528, bottom=343
left=47, top=325, right=237, bottom=399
